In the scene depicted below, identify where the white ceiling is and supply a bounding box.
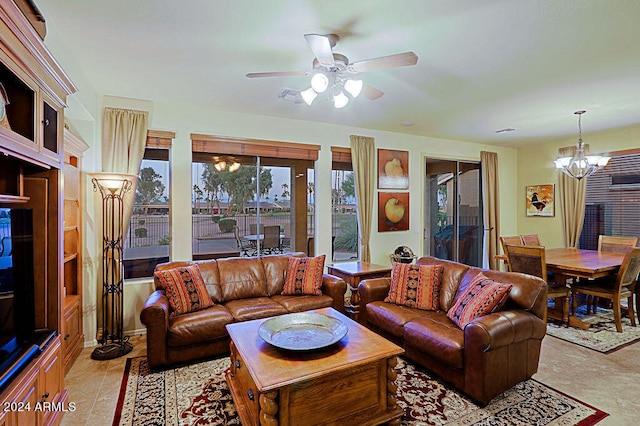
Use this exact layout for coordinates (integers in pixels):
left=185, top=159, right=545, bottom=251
left=37, top=0, right=640, bottom=147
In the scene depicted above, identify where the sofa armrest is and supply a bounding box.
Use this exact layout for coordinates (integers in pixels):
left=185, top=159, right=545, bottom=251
left=140, top=290, right=170, bottom=369
left=357, top=277, right=391, bottom=324
left=463, top=309, right=546, bottom=402
left=465, top=309, right=546, bottom=351
left=321, top=273, right=347, bottom=313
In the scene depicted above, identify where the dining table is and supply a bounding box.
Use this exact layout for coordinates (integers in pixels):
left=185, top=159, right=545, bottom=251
left=243, top=233, right=285, bottom=242
left=544, top=247, right=626, bottom=329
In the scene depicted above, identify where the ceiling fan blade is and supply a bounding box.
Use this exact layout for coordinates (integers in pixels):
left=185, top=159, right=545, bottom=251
left=362, top=84, right=384, bottom=100
left=304, top=34, right=336, bottom=67
left=348, top=51, right=418, bottom=73
left=246, top=71, right=308, bottom=78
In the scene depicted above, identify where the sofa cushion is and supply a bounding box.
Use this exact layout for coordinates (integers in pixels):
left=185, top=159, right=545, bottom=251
left=403, top=314, right=464, bottom=369
left=216, top=257, right=269, bottom=301
left=224, top=297, right=288, bottom=322
left=194, top=259, right=223, bottom=303
left=366, top=301, right=422, bottom=338
left=271, top=294, right=334, bottom=313
left=416, top=257, right=470, bottom=312
left=282, top=255, right=325, bottom=296
left=262, top=252, right=305, bottom=296
left=167, top=304, right=233, bottom=347
left=446, top=273, right=512, bottom=329
left=154, top=265, right=214, bottom=318
left=385, top=263, right=443, bottom=311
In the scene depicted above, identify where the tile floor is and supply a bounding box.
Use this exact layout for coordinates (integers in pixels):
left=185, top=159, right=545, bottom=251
left=61, top=332, right=640, bottom=425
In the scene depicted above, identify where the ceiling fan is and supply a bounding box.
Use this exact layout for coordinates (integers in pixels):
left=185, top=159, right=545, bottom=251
left=246, top=34, right=418, bottom=108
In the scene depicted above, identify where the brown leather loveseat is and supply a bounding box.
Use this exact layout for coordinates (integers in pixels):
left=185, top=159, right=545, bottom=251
left=140, top=252, right=346, bottom=369
left=357, top=256, right=548, bottom=405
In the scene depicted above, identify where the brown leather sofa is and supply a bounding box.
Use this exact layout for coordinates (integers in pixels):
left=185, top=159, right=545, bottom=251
left=357, top=256, right=548, bottom=405
left=140, top=252, right=347, bottom=369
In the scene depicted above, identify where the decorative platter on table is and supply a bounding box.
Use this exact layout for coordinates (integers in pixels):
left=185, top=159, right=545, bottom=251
left=258, top=312, right=348, bottom=351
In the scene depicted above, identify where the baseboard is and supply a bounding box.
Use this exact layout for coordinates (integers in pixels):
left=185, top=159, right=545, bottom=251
left=83, top=329, right=146, bottom=348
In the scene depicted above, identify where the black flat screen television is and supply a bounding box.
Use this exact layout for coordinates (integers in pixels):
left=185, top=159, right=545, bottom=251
left=0, top=207, right=39, bottom=393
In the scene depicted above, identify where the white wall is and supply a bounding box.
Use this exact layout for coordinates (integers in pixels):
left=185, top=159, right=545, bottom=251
left=94, top=99, right=521, bottom=334
left=46, top=32, right=520, bottom=339
left=517, top=123, right=640, bottom=249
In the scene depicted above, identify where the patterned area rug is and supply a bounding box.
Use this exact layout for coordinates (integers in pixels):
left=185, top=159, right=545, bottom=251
left=546, top=304, right=640, bottom=353
left=113, top=356, right=607, bottom=426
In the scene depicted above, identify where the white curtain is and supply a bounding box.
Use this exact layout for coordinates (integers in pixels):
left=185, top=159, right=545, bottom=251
left=557, top=146, right=587, bottom=248
left=101, top=107, right=149, bottom=234
left=557, top=146, right=586, bottom=248
left=350, top=135, right=375, bottom=262
left=97, top=107, right=148, bottom=341
left=480, top=151, right=500, bottom=269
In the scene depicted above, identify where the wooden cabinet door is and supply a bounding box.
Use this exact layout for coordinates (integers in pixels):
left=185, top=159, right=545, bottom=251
left=12, top=369, right=40, bottom=426
left=39, top=339, right=63, bottom=426
left=62, top=299, right=82, bottom=374
left=0, top=405, right=13, bottom=426
left=39, top=98, right=61, bottom=165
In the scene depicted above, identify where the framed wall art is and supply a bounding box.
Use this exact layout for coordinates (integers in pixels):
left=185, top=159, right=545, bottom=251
left=378, top=192, right=409, bottom=232
left=526, top=184, right=555, bottom=217
left=378, top=148, right=409, bottom=189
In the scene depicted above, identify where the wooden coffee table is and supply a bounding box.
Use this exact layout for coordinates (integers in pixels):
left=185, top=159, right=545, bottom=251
left=225, top=307, right=404, bottom=426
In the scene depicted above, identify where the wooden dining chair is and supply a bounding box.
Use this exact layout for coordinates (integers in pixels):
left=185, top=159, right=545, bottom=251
left=598, top=235, right=639, bottom=254
left=587, top=235, right=639, bottom=312
left=521, top=234, right=541, bottom=246
left=572, top=247, right=640, bottom=332
left=504, top=244, right=570, bottom=324
left=499, top=236, right=524, bottom=271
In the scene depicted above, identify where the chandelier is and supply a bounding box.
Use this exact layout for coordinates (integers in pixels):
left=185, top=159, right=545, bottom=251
left=213, top=156, right=240, bottom=172
left=554, top=110, right=610, bottom=180
left=300, top=71, right=363, bottom=109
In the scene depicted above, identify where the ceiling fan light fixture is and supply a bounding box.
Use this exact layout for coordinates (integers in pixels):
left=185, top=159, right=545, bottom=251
left=228, top=162, right=241, bottom=172
left=333, top=91, right=349, bottom=108
left=344, top=79, right=363, bottom=98
left=300, top=87, right=317, bottom=106
left=214, top=161, right=226, bottom=171
left=310, top=72, right=329, bottom=93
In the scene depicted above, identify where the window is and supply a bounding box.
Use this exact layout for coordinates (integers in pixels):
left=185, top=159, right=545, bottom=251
left=580, top=151, right=640, bottom=249
left=331, top=147, right=359, bottom=261
left=424, top=158, right=482, bottom=267
left=191, top=134, right=318, bottom=259
left=123, top=131, right=173, bottom=278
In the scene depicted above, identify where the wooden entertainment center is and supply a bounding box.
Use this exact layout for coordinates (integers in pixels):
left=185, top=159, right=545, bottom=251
left=0, top=2, right=77, bottom=425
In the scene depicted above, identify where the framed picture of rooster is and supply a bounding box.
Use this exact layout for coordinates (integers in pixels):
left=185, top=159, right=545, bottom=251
left=378, top=148, right=409, bottom=189
left=526, top=184, right=555, bottom=217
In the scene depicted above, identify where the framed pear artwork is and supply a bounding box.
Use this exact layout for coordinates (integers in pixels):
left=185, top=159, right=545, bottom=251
left=378, top=149, right=408, bottom=189
left=378, top=192, right=409, bottom=232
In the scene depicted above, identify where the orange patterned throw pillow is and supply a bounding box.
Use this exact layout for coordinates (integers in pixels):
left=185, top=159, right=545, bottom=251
left=446, top=273, right=512, bottom=329
left=385, top=263, right=443, bottom=311
left=282, top=255, right=325, bottom=296
left=154, top=264, right=213, bottom=317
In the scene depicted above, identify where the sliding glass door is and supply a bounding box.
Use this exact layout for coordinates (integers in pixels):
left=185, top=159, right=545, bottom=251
left=424, top=158, right=482, bottom=267
left=192, top=153, right=314, bottom=259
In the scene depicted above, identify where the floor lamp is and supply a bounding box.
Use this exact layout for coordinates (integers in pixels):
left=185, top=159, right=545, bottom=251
left=91, top=172, right=137, bottom=360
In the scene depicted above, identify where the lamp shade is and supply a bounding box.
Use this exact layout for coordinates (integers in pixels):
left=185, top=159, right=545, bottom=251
left=310, top=73, right=329, bottom=93
left=344, top=79, right=363, bottom=98
left=333, top=91, right=349, bottom=108
left=301, top=87, right=318, bottom=106
left=90, top=172, right=138, bottom=194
